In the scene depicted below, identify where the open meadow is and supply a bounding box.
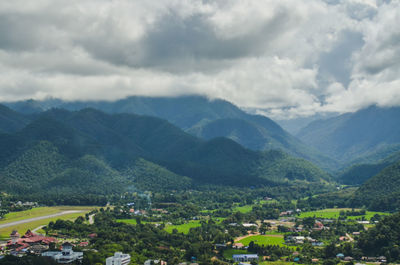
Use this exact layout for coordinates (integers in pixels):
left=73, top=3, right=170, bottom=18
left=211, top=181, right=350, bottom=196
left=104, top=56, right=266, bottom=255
left=298, top=208, right=390, bottom=220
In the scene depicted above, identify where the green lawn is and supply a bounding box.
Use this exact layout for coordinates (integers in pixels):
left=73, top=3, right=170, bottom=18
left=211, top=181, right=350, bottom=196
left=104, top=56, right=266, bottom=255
left=164, top=220, right=201, bottom=234
left=233, top=204, right=253, bottom=213
left=298, top=208, right=390, bottom=220
left=117, top=219, right=138, bottom=225
left=237, top=234, right=285, bottom=247
left=223, top=249, right=255, bottom=260
left=0, top=206, right=97, bottom=239
left=118, top=219, right=202, bottom=234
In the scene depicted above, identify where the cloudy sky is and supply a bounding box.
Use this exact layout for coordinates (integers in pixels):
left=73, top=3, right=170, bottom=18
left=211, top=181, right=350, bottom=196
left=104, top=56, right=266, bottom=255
left=0, top=0, right=399, bottom=119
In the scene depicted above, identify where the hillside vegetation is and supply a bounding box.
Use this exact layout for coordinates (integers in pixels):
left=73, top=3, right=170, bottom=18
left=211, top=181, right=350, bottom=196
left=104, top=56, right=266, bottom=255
left=0, top=107, right=331, bottom=203
left=297, top=106, right=400, bottom=164
left=4, top=96, right=338, bottom=171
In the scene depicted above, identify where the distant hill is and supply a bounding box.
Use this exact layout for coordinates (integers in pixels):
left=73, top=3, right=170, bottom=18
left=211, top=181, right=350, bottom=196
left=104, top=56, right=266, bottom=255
left=0, top=108, right=331, bottom=200
left=297, top=106, right=400, bottom=164
left=0, top=104, right=30, bottom=133
left=352, top=160, right=400, bottom=211
left=3, top=96, right=338, bottom=171
left=338, top=150, right=400, bottom=185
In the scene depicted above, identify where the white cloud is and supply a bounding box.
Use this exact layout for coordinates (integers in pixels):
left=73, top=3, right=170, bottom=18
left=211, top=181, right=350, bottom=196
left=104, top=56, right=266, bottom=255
left=0, top=0, right=399, bottom=119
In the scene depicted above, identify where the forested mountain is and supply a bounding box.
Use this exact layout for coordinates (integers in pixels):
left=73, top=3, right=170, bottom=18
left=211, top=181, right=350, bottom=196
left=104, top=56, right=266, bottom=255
left=358, top=212, right=400, bottom=260
left=0, top=104, right=30, bottom=133
left=338, top=150, right=400, bottom=185
left=297, top=106, right=400, bottom=163
left=0, top=108, right=331, bottom=201
left=352, top=160, right=400, bottom=211
left=3, top=97, right=338, bottom=171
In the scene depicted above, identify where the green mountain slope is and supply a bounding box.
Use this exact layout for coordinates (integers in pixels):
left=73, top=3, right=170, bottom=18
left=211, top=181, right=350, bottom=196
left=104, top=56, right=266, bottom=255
left=338, top=150, right=400, bottom=185
left=0, top=108, right=331, bottom=198
left=0, top=104, right=30, bottom=133
left=3, top=96, right=338, bottom=171
left=352, top=160, right=400, bottom=211
left=297, top=106, right=400, bottom=163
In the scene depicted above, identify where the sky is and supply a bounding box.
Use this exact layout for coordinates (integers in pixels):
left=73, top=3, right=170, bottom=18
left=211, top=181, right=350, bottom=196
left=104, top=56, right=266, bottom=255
left=0, top=0, right=399, bottom=119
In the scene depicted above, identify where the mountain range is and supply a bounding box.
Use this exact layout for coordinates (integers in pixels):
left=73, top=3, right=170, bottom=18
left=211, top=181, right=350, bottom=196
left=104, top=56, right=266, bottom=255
left=4, top=96, right=338, bottom=171
left=0, top=105, right=330, bottom=200
left=297, top=106, right=400, bottom=165
left=3, top=96, right=400, bottom=211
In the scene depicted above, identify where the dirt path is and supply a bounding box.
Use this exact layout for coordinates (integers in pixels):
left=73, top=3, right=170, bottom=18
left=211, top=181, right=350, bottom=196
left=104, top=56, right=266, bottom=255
left=0, top=210, right=84, bottom=229
left=234, top=233, right=283, bottom=242
left=346, top=233, right=354, bottom=242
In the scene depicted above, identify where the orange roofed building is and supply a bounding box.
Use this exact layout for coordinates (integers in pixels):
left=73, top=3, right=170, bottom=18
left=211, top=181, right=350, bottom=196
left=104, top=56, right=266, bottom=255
left=7, top=230, right=57, bottom=253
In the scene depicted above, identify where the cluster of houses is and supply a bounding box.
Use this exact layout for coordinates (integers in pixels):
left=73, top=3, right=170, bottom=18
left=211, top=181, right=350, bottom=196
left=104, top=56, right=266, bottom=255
left=6, top=229, right=89, bottom=264
left=284, top=236, right=323, bottom=246
left=7, top=230, right=56, bottom=256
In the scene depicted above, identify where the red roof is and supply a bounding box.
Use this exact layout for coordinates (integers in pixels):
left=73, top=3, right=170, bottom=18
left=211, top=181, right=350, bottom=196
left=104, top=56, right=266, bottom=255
left=23, top=230, right=36, bottom=238
left=7, top=230, right=56, bottom=246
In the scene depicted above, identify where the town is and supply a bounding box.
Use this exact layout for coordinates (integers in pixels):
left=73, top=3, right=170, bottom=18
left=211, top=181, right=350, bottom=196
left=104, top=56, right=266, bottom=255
left=0, top=193, right=393, bottom=265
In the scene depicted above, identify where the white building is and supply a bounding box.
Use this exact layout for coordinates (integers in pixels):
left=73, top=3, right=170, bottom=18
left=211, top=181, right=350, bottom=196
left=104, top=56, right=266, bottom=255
left=42, top=242, right=83, bottom=264
left=232, top=254, right=258, bottom=262
left=106, top=252, right=131, bottom=265
left=144, top=259, right=167, bottom=265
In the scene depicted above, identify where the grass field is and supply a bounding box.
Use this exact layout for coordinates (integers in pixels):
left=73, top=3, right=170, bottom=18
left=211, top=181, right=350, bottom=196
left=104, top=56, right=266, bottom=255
left=237, top=234, right=285, bottom=247
left=233, top=204, right=253, bottom=213
left=0, top=206, right=97, bottom=239
left=298, top=208, right=390, bottom=220
left=117, top=219, right=138, bottom=225
left=223, top=249, right=255, bottom=259
left=164, top=220, right=201, bottom=234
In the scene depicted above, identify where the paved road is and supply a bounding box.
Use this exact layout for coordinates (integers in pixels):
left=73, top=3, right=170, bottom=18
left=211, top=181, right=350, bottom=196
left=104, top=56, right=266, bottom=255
left=0, top=210, right=84, bottom=229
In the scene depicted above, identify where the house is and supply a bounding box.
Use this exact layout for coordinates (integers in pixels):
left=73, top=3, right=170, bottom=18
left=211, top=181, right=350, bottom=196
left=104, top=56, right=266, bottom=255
left=313, top=221, right=324, bottom=231
left=79, top=242, right=89, bottom=247
left=107, top=252, right=131, bottom=265
left=144, top=259, right=167, bottom=265
left=336, top=253, right=345, bottom=259
left=88, top=233, right=97, bottom=239
left=42, top=242, right=83, bottom=264
left=232, top=254, right=258, bottom=262
left=378, top=256, right=387, bottom=263
left=242, top=223, right=257, bottom=228
left=7, top=230, right=56, bottom=254
left=312, top=242, right=324, bottom=246
left=233, top=243, right=245, bottom=248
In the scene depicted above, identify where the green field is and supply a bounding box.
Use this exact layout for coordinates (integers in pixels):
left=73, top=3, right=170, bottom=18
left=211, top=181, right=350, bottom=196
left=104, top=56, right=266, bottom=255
left=0, top=206, right=98, bottom=239
left=223, top=248, right=255, bottom=259
left=233, top=204, right=253, bottom=213
left=117, top=219, right=139, bottom=225
left=164, top=220, right=201, bottom=234
left=237, top=234, right=285, bottom=247
left=298, top=208, right=390, bottom=220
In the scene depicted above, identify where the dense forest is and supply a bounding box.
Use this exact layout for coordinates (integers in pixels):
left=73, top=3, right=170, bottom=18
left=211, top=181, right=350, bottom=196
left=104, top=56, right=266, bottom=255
left=0, top=106, right=332, bottom=205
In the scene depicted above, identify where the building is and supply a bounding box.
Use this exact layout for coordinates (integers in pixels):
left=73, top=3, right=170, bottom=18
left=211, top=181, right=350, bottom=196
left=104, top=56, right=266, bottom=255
left=144, top=260, right=167, bottom=265
left=106, top=252, right=131, bottom=265
left=42, top=242, right=83, bottom=264
left=232, top=254, right=259, bottom=262
left=7, top=230, right=56, bottom=254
